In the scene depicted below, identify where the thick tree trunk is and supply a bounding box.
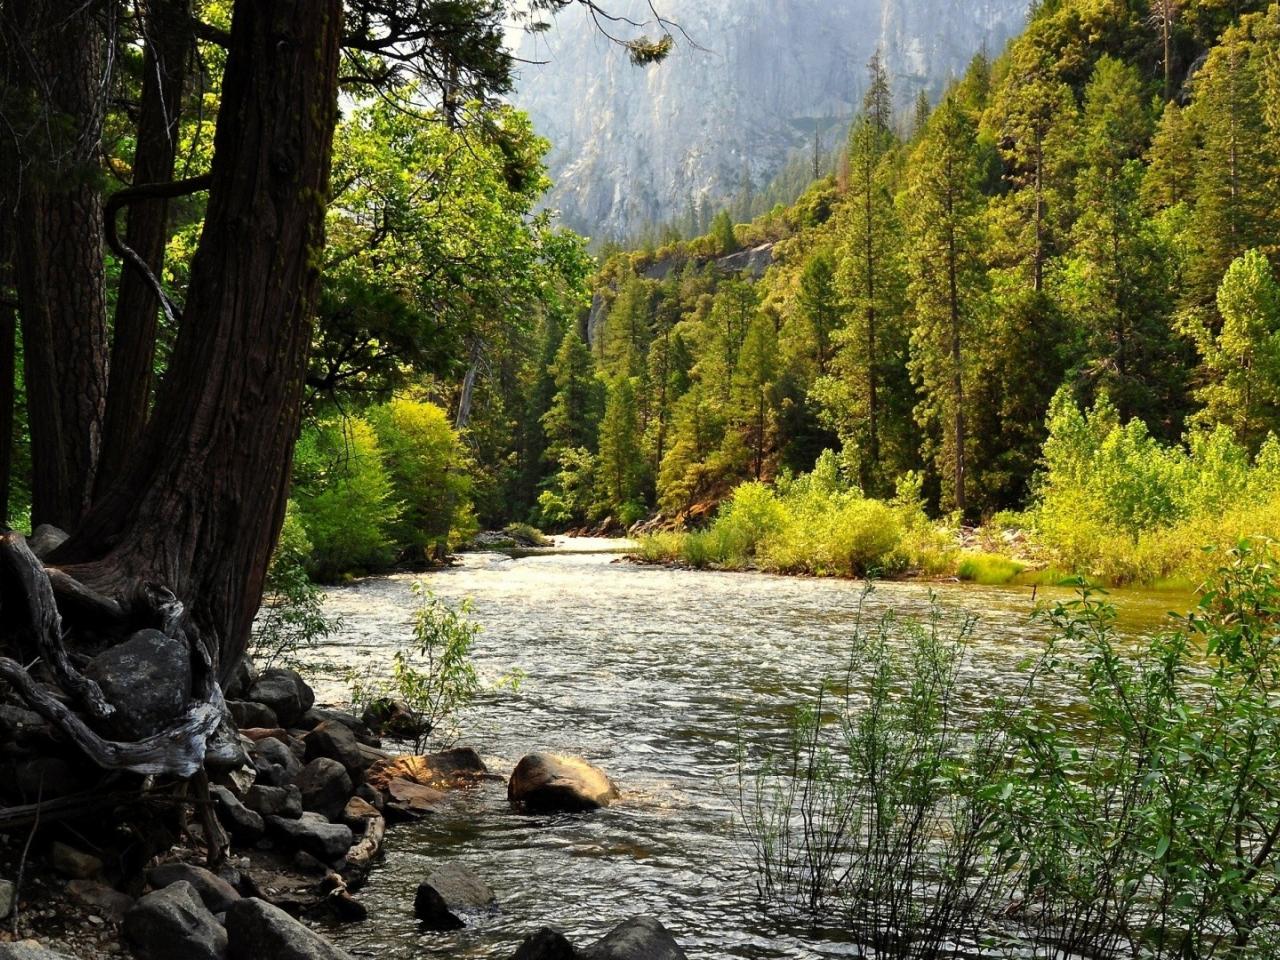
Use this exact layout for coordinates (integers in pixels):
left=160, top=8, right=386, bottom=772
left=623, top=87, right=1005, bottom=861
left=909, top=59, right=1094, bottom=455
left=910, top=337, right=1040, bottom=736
left=58, top=0, right=343, bottom=683
left=6, top=0, right=111, bottom=532
left=97, top=0, right=194, bottom=497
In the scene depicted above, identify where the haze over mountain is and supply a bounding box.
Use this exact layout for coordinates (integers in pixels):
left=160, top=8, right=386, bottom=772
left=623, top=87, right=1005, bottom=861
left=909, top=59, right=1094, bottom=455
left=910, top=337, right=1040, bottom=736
left=511, top=0, right=1028, bottom=241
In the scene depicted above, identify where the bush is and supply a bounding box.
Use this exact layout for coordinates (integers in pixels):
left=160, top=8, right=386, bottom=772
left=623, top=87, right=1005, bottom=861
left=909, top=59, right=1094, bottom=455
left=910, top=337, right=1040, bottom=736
left=956, top=552, right=1026, bottom=585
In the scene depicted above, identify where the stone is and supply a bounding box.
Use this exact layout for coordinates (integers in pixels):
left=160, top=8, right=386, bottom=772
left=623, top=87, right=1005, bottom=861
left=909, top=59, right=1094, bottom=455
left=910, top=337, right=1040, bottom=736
left=123, top=881, right=228, bottom=960
left=226, top=898, right=354, bottom=960
left=513, top=928, right=580, bottom=960
left=249, top=736, right=303, bottom=787
left=84, top=629, right=192, bottom=740
left=508, top=754, right=619, bottom=813
left=341, top=796, right=379, bottom=826
left=27, top=524, right=69, bottom=559
left=0, top=705, right=50, bottom=743
left=266, top=813, right=353, bottom=866
left=381, top=778, right=447, bottom=823
left=295, top=758, right=352, bottom=822
left=353, top=783, right=383, bottom=811
left=365, top=748, right=488, bottom=792
left=359, top=699, right=421, bottom=740
left=240, top=727, right=290, bottom=742
left=66, top=878, right=133, bottom=920
left=223, top=657, right=259, bottom=701
left=49, top=841, right=103, bottom=879
left=227, top=700, right=279, bottom=730
left=413, top=863, right=496, bottom=930
left=209, top=785, right=265, bottom=844
left=300, top=708, right=379, bottom=747
left=205, top=721, right=252, bottom=776
left=0, top=943, right=79, bottom=960
left=148, top=863, right=241, bottom=914
left=0, top=879, right=13, bottom=921
left=246, top=669, right=314, bottom=727
left=302, top=722, right=367, bottom=781
left=581, top=917, right=687, bottom=960
left=245, top=784, right=303, bottom=819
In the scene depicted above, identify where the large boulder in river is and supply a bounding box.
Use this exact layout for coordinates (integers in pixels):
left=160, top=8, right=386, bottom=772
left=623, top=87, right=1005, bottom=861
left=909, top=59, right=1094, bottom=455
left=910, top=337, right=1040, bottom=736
left=226, top=898, right=354, bottom=960
left=123, top=881, right=228, bottom=960
left=512, top=928, right=580, bottom=960
left=366, top=748, right=488, bottom=792
left=84, top=629, right=191, bottom=740
left=508, top=754, right=619, bottom=812
left=247, top=668, right=314, bottom=727
left=581, top=917, right=687, bottom=960
left=413, top=863, right=496, bottom=930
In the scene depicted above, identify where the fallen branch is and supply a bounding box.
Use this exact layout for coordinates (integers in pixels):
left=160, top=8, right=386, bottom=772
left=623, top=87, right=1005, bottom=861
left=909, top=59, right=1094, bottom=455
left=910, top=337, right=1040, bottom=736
left=341, top=810, right=385, bottom=890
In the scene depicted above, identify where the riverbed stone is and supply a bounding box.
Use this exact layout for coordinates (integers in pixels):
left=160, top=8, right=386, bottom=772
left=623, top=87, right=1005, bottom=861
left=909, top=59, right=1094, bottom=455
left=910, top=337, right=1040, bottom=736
left=246, top=783, right=303, bottom=819
left=225, top=898, right=354, bottom=960
left=581, top=917, right=686, bottom=960
left=508, top=754, right=619, bottom=813
left=66, top=878, right=134, bottom=920
left=148, top=863, right=241, bottom=913
left=84, top=629, right=191, bottom=740
left=227, top=700, right=279, bottom=730
left=0, top=879, right=14, bottom=921
left=0, top=943, right=79, bottom=960
left=512, top=927, right=580, bottom=960
left=124, top=880, right=228, bottom=960
left=266, top=813, right=352, bottom=866
left=303, top=722, right=367, bottom=781
left=49, top=841, right=103, bottom=879
left=246, top=669, right=314, bottom=727
left=413, top=863, right=496, bottom=930
left=365, top=748, right=488, bottom=793
left=295, top=758, right=353, bottom=821
left=250, top=736, right=303, bottom=787
left=209, top=785, right=265, bottom=844
left=301, top=708, right=378, bottom=746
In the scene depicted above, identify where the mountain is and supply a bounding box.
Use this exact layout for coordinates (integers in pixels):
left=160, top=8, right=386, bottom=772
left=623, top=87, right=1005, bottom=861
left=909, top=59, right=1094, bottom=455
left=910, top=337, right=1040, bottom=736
left=510, top=0, right=1028, bottom=241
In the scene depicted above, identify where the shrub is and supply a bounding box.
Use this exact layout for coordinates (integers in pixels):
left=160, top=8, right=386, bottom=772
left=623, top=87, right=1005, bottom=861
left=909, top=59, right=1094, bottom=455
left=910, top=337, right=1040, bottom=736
left=956, top=552, right=1026, bottom=585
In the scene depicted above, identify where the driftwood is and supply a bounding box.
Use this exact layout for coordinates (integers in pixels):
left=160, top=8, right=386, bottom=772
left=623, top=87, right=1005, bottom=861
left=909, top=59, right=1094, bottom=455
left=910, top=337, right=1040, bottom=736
left=341, top=810, right=386, bottom=890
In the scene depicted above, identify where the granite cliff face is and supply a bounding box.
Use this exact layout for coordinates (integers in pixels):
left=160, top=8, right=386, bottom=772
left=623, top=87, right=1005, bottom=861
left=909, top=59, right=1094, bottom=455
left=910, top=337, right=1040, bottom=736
left=511, top=0, right=1026, bottom=240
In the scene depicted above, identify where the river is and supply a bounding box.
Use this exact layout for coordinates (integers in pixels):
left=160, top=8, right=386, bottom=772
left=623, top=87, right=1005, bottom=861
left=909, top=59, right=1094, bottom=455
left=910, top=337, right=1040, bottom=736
left=306, top=540, right=1192, bottom=959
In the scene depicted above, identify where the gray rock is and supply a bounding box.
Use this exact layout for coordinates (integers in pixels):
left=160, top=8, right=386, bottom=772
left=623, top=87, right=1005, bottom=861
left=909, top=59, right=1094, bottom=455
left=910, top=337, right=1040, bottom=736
left=0, top=879, right=13, bottom=921
left=149, top=863, right=241, bottom=914
left=124, top=881, right=228, bottom=960
left=225, top=897, right=354, bottom=960
left=49, top=841, right=103, bottom=879
left=205, top=720, right=253, bottom=776
left=224, top=658, right=259, bottom=701
left=266, top=813, right=352, bottom=866
left=295, top=758, right=352, bottom=822
left=250, top=736, right=303, bottom=787
left=65, top=878, right=134, bottom=920
left=227, top=700, right=279, bottom=730
left=246, top=669, right=314, bottom=727
left=84, top=629, right=192, bottom=740
left=27, top=524, right=68, bottom=559
left=209, top=785, right=265, bottom=844
left=413, top=863, right=496, bottom=930
left=302, top=722, right=367, bottom=781
left=245, top=783, right=303, bottom=819
left=508, top=754, right=619, bottom=813
left=513, top=927, right=580, bottom=960
left=0, top=943, right=79, bottom=960
left=300, top=708, right=378, bottom=746
left=582, top=917, right=687, bottom=960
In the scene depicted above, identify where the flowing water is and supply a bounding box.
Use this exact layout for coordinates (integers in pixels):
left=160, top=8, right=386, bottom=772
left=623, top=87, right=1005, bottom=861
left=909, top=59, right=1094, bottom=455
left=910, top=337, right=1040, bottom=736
left=307, top=540, right=1192, bottom=959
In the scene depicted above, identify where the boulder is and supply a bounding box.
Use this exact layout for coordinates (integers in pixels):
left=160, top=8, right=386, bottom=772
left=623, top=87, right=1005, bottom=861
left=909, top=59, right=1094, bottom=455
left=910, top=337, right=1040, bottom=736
left=382, top=778, right=446, bottom=822
left=27, top=524, right=69, bottom=559
left=205, top=720, right=252, bottom=776
left=247, top=669, right=314, bottom=727
left=245, top=784, right=303, bottom=819
left=581, top=917, right=687, bottom=960
left=300, top=708, right=379, bottom=747
left=512, top=928, right=580, bottom=960
left=65, top=878, right=134, bottom=920
left=0, top=879, right=13, bottom=921
left=365, top=748, right=487, bottom=792
left=295, top=758, right=352, bottom=822
left=225, top=898, right=353, bottom=960
left=224, top=658, right=259, bottom=701
left=84, top=629, right=191, bottom=740
left=0, top=705, right=50, bottom=744
left=266, top=813, right=352, bottom=866
left=148, top=863, right=241, bottom=914
left=359, top=699, right=422, bottom=740
left=226, top=700, right=279, bottom=730
left=209, top=785, right=265, bottom=844
left=413, top=863, right=496, bottom=930
left=302, top=722, right=367, bottom=781
left=123, top=881, right=228, bottom=960
left=250, top=736, right=303, bottom=787
left=508, top=754, right=619, bottom=813
left=0, top=944, right=79, bottom=960
left=341, top=796, right=380, bottom=826
left=49, top=841, right=103, bottom=879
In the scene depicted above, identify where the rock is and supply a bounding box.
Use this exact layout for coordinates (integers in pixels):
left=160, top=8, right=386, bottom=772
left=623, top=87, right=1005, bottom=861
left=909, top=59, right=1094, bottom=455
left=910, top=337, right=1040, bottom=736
left=581, top=917, right=687, bottom=960
left=266, top=814, right=353, bottom=866
left=124, top=881, right=228, bottom=960
left=84, top=629, right=192, bottom=740
left=341, top=796, right=379, bottom=826
left=250, top=736, right=303, bottom=787
left=302, top=722, right=367, bottom=781
left=224, top=658, right=259, bottom=701
left=359, top=699, right=422, bottom=740
left=27, top=524, right=69, bottom=559
left=205, top=720, right=252, bottom=776
left=209, top=785, right=265, bottom=844
left=240, top=727, right=290, bottom=742
left=148, top=863, right=241, bottom=914
left=0, top=879, right=13, bottom=921
left=300, top=708, right=379, bottom=747
left=225, top=898, right=353, bottom=960
left=227, top=700, right=279, bottom=730
left=353, top=783, right=383, bottom=811
left=295, top=758, right=352, bottom=822
left=413, top=863, right=496, bottom=930
left=0, top=943, right=79, bottom=960
left=66, top=878, right=134, bottom=920
left=49, top=841, right=103, bottom=879
left=247, top=669, right=314, bottom=727
left=245, top=784, right=303, bottom=819
left=513, top=928, right=580, bottom=960
left=365, top=748, right=488, bottom=792
left=0, top=705, right=50, bottom=743
left=290, top=850, right=330, bottom=876
left=508, top=754, right=619, bottom=813
left=382, top=778, right=446, bottom=822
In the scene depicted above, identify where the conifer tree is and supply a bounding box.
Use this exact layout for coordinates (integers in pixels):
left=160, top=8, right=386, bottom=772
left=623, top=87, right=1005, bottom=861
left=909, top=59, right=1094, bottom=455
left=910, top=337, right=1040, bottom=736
left=732, top=312, right=780, bottom=480
left=795, top=250, right=841, bottom=375
left=541, top=329, right=603, bottom=459
left=597, top=375, right=645, bottom=513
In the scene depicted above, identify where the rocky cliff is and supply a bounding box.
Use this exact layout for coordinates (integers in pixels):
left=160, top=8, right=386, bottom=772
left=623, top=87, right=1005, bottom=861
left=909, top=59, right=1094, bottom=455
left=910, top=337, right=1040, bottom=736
left=511, top=0, right=1026, bottom=240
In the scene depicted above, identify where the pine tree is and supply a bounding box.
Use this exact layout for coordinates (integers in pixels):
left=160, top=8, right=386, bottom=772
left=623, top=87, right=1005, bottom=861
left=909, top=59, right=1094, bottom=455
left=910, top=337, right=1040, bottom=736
left=541, top=329, right=603, bottom=459
left=795, top=250, right=841, bottom=375
left=1144, top=100, right=1197, bottom=210
left=711, top=209, right=736, bottom=255
left=597, top=375, right=645, bottom=513
left=731, top=313, right=780, bottom=480
left=603, top=274, right=655, bottom=378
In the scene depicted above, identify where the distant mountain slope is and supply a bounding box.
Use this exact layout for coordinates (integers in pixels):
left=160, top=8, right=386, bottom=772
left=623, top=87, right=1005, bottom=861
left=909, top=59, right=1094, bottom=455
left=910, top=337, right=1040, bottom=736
left=511, top=0, right=1027, bottom=240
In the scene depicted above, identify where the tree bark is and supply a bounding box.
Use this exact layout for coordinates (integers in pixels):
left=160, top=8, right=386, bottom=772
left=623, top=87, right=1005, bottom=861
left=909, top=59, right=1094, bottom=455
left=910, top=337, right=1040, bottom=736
left=58, top=0, right=343, bottom=683
left=97, top=0, right=194, bottom=497
left=5, top=0, right=111, bottom=532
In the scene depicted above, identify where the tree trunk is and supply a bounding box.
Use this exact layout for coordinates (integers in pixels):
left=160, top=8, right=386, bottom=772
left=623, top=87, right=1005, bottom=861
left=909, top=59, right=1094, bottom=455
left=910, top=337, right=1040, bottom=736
left=57, top=0, right=343, bottom=683
left=6, top=0, right=111, bottom=532
left=97, top=0, right=193, bottom=497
